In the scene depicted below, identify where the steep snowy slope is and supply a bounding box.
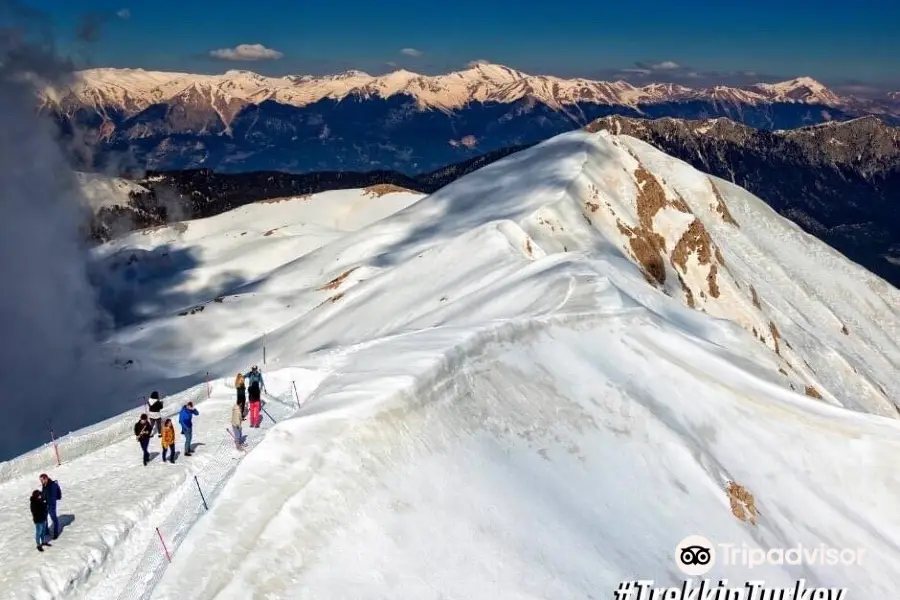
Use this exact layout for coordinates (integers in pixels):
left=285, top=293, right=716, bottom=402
left=3, top=130, right=900, bottom=599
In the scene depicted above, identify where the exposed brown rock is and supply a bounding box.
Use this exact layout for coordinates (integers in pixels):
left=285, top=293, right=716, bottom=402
left=672, top=219, right=713, bottom=270
left=525, top=238, right=533, bottom=257
left=778, top=367, right=788, bottom=376
left=805, top=385, right=823, bottom=399
left=618, top=219, right=667, bottom=286
left=707, top=264, right=720, bottom=298
left=841, top=324, right=849, bottom=335
left=317, top=266, right=360, bottom=291
left=750, top=285, right=761, bottom=309
left=629, top=237, right=666, bottom=285
left=259, top=193, right=312, bottom=204
left=634, top=166, right=669, bottom=229
left=769, top=321, right=781, bottom=355
left=678, top=274, right=695, bottom=308
left=363, top=183, right=413, bottom=197
left=709, top=178, right=739, bottom=226
left=585, top=201, right=600, bottom=212
left=726, top=481, right=758, bottom=525
left=671, top=190, right=691, bottom=213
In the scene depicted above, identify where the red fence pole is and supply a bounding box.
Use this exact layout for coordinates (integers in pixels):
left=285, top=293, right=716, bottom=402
left=49, top=427, right=61, bottom=466
left=156, top=527, right=171, bottom=563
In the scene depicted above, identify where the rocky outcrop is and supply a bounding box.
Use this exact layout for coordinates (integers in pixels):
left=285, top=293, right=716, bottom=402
left=585, top=115, right=900, bottom=287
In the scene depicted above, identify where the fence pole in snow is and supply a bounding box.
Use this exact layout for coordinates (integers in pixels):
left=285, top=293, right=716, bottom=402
left=193, top=475, right=209, bottom=511
left=206, top=372, right=210, bottom=399
left=156, top=527, right=171, bottom=563
left=261, top=404, right=276, bottom=424
left=48, top=424, right=60, bottom=466
left=263, top=332, right=266, bottom=365
left=291, top=380, right=301, bottom=410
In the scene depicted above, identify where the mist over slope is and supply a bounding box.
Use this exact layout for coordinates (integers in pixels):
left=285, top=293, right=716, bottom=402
left=13, top=128, right=891, bottom=598
left=0, top=16, right=131, bottom=460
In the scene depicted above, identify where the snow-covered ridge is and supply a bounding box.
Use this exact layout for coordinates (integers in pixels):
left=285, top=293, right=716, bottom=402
left=40, top=62, right=844, bottom=119
left=3, top=130, right=900, bottom=598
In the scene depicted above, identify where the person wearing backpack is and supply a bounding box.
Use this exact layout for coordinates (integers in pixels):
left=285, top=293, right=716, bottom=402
left=39, top=474, right=62, bottom=541
left=134, top=413, right=153, bottom=466
left=244, top=366, right=265, bottom=428
left=147, top=391, right=164, bottom=437
left=30, top=490, right=51, bottom=552
left=234, top=373, right=246, bottom=420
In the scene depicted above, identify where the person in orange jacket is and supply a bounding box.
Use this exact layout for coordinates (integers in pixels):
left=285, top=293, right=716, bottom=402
left=160, top=418, right=176, bottom=463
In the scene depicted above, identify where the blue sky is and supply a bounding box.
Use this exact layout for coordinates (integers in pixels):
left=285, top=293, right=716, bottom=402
left=24, top=0, right=900, bottom=91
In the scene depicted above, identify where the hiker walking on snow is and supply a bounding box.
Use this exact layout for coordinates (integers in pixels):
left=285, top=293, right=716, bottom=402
left=161, top=418, right=176, bottom=463
left=30, top=490, right=51, bottom=552
left=147, top=391, right=164, bottom=437
left=134, top=413, right=153, bottom=466
left=245, top=365, right=265, bottom=428
left=234, top=373, right=246, bottom=420
left=179, top=402, right=199, bottom=456
left=231, top=398, right=245, bottom=450
left=39, top=474, right=61, bottom=541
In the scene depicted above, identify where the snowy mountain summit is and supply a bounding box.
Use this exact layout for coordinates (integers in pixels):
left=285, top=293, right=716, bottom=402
left=2, top=129, right=900, bottom=599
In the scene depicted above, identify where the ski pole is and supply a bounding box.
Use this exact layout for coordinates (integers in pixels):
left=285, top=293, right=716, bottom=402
left=261, top=404, right=277, bottom=424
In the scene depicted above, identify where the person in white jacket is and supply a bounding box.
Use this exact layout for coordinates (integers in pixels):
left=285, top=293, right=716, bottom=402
left=231, top=398, right=245, bottom=450
left=147, top=391, right=163, bottom=437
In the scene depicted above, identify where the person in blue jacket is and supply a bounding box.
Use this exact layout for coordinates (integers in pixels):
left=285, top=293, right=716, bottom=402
left=179, top=401, right=199, bottom=456
left=39, top=473, right=62, bottom=540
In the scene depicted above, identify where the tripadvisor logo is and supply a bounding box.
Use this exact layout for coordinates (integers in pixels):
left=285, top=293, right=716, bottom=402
left=718, top=543, right=865, bottom=568
left=675, top=536, right=865, bottom=574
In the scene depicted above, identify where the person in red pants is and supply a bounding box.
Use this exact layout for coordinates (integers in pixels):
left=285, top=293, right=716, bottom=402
left=245, top=365, right=265, bottom=427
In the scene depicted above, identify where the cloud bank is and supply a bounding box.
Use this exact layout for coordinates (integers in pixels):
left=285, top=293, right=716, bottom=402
left=0, top=0, right=134, bottom=460
left=209, top=43, right=284, bottom=62
left=400, top=48, right=423, bottom=57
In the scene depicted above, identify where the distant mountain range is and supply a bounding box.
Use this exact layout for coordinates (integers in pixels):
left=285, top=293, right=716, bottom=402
left=42, top=63, right=900, bottom=175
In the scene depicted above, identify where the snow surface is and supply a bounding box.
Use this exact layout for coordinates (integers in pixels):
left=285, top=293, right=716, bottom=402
left=2, top=130, right=900, bottom=599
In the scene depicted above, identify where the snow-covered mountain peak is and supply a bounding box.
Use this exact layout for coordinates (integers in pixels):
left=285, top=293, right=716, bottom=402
left=751, top=76, right=841, bottom=104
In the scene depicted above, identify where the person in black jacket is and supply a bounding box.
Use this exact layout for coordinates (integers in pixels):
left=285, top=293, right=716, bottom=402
left=134, top=413, right=153, bottom=466
left=30, top=490, right=50, bottom=552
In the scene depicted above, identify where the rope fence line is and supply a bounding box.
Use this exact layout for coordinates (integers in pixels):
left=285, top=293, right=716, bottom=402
left=117, top=383, right=297, bottom=600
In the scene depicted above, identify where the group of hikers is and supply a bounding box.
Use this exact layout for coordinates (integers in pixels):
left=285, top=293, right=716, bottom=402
left=25, top=366, right=267, bottom=553
left=132, top=365, right=266, bottom=465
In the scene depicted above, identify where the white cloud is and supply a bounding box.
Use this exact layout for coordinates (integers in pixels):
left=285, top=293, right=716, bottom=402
left=386, top=61, right=398, bottom=68
left=209, top=43, right=284, bottom=62
left=467, top=59, right=490, bottom=68
left=650, top=61, right=680, bottom=70
left=116, top=8, right=130, bottom=19
left=400, top=48, right=423, bottom=57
